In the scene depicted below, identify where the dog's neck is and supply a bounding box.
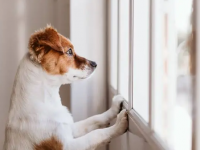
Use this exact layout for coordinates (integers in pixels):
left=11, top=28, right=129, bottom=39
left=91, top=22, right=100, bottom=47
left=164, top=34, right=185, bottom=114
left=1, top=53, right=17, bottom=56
left=10, top=54, right=62, bottom=110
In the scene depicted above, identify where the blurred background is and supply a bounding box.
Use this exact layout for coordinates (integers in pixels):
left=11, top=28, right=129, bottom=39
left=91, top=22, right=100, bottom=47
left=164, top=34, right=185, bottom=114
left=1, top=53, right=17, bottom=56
left=0, top=0, right=199, bottom=150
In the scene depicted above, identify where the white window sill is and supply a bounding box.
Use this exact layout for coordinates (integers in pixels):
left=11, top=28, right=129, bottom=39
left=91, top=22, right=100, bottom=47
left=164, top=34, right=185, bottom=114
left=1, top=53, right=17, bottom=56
left=122, top=100, right=169, bottom=150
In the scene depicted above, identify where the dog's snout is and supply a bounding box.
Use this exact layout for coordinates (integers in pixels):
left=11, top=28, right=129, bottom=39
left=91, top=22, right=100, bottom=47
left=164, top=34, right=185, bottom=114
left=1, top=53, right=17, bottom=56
left=89, top=61, right=97, bottom=68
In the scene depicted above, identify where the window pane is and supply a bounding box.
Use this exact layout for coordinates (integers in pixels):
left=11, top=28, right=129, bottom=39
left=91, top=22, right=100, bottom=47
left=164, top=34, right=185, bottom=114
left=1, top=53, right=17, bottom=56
left=109, top=0, right=118, bottom=90
left=133, top=0, right=150, bottom=122
left=118, top=0, right=129, bottom=101
left=152, top=0, right=193, bottom=150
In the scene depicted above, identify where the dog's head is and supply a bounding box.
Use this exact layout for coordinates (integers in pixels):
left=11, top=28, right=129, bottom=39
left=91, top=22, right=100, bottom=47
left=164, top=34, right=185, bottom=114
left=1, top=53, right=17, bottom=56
left=28, top=25, right=97, bottom=84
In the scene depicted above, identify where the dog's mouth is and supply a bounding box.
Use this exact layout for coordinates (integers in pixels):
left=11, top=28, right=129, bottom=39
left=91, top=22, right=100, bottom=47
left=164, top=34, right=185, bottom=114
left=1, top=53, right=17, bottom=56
left=73, top=76, right=86, bottom=79
left=73, top=68, right=96, bottom=79
left=66, top=61, right=97, bottom=82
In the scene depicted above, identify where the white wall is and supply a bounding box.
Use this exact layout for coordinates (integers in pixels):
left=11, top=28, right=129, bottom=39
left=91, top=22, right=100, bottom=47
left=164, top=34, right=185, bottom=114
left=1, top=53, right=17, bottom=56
left=70, top=0, right=107, bottom=150
left=109, top=132, right=147, bottom=150
left=0, top=0, right=70, bottom=148
left=70, top=0, right=107, bottom=122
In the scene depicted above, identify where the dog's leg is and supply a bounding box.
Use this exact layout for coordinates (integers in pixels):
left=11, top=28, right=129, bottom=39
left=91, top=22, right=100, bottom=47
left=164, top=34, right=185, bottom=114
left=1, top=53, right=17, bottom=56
left=72, top=95, right=124, bottom=138
left=68, top=109, right=128, bottom=150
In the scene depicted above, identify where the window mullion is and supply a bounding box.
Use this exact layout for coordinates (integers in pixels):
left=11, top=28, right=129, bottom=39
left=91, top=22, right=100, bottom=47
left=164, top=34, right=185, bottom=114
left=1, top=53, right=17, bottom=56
left=128, top=0, right=133, bottom=110
left=193, top=0, right=200, bottom=149
left=117, top=0, right=120, bottom=94
left=149, top=0, right=153, bottom=128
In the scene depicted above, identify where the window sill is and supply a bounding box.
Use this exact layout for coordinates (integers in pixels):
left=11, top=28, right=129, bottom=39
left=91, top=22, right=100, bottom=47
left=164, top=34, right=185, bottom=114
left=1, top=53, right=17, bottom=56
left=122, top=101, right=169, bottom=150
left=109, top=85, right=169, bottom=150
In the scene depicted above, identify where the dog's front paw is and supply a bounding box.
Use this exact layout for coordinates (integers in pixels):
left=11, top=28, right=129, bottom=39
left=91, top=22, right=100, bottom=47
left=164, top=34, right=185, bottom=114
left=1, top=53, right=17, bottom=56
left=114, top=109, right=128, bottom=135
left=110, top=95, right=125, bottom=116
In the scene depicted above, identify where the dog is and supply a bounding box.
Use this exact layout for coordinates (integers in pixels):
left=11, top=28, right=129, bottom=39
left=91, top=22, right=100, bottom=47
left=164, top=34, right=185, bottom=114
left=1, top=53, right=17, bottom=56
left=3, top=25, right=128, bottom=150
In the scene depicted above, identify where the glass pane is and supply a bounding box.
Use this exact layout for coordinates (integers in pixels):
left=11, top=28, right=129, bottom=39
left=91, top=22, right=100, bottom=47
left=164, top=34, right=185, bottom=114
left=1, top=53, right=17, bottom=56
left=110, top=0, right=118, bottom=90
left=152, top=0, right=193, bottom=150
left=133, top=0, right=150, bottom=122
left=118, top=0, right=129, bottom=101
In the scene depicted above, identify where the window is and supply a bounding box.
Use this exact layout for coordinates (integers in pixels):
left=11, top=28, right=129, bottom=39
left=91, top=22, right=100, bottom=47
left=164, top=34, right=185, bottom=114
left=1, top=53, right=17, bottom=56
left=151, top=1, right=193, bottom=149
left=132, top=0, right=150, bottom=122
left=109, top=0, right=118, bottom=90
left=108, top=0, right=199, bottom=150
left=118, top=0, right=130, bottom=101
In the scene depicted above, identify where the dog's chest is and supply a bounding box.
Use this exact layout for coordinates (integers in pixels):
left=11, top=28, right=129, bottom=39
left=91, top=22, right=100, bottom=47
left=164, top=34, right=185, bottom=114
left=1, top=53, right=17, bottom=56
left=5, top=105, right=74, bottom=150
left=24, top=100, right=74, bottom=123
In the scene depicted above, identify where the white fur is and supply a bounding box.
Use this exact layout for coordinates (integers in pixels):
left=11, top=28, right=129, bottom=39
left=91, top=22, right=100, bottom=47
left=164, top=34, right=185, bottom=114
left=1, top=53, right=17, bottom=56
left=66, top=66, right=94, bottom=82
left=4, top=54, right=128, bottom=150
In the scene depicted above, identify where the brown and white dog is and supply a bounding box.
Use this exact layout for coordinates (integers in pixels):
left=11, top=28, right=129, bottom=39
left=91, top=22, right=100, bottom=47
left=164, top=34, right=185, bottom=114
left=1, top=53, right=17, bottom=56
left=3, top=25, right=128, bottom=150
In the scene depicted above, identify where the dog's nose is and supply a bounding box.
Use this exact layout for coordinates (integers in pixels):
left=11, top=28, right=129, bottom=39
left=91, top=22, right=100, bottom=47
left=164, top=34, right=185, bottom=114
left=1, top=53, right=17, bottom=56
left=89, top=61, right=97, bottom=68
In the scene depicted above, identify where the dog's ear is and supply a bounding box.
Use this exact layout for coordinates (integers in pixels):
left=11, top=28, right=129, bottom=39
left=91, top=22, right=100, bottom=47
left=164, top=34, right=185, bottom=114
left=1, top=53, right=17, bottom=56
left=29, top=25, right=64, bottom=63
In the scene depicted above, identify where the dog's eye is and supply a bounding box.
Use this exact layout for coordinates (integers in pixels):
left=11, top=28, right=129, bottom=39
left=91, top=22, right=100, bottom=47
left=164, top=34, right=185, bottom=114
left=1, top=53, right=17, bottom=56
left=66, top=48, right=73, bottom=56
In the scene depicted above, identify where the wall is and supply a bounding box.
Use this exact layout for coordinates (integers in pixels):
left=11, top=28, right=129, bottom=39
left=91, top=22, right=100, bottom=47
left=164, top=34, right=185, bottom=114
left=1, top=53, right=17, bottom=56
left=109, top=132, right=148, bottom=150
left=70, top=0, right=107, bottom=123
left=70, top=0, right=107, bottom=150
left=0, top=0, right=70, bottom=148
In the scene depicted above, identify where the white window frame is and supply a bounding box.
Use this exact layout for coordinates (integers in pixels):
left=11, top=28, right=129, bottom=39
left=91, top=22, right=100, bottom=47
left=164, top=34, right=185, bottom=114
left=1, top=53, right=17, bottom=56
left=108, top=0, right=200, bottom=150
left=193, top=0, right=200, bottom=150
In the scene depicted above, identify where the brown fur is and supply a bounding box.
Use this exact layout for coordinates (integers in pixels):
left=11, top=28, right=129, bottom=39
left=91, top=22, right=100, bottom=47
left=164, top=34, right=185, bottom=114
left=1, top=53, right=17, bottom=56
left=35, top=136, right=63, bottom=150
left=29, top=25, right=88, bottom=75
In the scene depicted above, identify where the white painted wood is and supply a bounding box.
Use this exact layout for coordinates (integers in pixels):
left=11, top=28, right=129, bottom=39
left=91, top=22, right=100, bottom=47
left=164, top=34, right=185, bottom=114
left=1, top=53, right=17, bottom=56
left=132, top=0, right=150, bottom=122
left=109, top=84, right=173, bottom=150
left=108, top=0, right=196, bottom=150
left=118, top=0, right=130, bottom=101
left=128, top=0, right=134, bottom=110
left=109, top=0, right=118, bottom=90
left=194, top=0, right=200, bottom=149
left=108, top=0, right=148, bottom=149
left=108, top=87, right=147, bottom=150
left=151, top=0, right=165, bottom=133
